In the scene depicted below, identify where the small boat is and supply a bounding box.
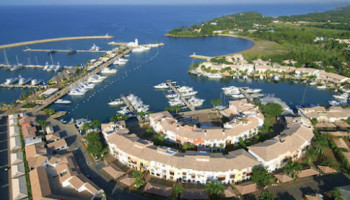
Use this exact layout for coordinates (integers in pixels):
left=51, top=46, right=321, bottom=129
left=273, top=75, right=280, bottom=82
left=90, top=44, right=100, bottom=51
left=101, top=67, right=117, bottom=74
left=207, top=73, right=223, bottom=79
left=232, top=94, right=245, bottom=99
left=108, top=99, right=124, bottom=106
left=154, top=83, right=169, bottom=89
left=31, top=79, right=40, bottom=86
left=333, top=93, right=349, bottom=100
left=55, top=99, right=72, bottom=105
left=166, top=93, right=178, bottom=99
left=317, top=85, right=327, bottom=89
left=309, top=81, right=317, bottom=86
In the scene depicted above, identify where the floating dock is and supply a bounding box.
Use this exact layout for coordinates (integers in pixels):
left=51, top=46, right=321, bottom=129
left=120, top=94, right=136, bottom=114
left=0, top=64, right=74, bottom=69
left=238, top=87, right=253, bottom=102
left=189, top=54, right=212, bottom=60
left=0, top=84, right=42, bottom=89
left=108, top=42, right=165, bottom=47
left=23, top=48, right=108, bottom=53
left=166, top=80, right=195, bottom=111
left=0, top=35, right=114, bottom=49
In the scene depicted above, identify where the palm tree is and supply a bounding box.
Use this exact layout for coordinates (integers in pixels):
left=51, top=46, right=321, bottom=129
left=38, top=120, right=48, bottom=130
left=283, top=160, right=302, bottom=179
left=330, top=189, right=344, bottom=200
left=90, top=120, right=101, bottom=129
left=174, top=185, right=184, bottom=199
left=133, top=177, right=145, bottom=189
left=260, top=191, right=275, bottom=200
left=205, top=181, right=224, bottom=198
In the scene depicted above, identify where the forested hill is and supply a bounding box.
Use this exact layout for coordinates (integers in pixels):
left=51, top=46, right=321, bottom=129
left=279, top=6, right=350, bottom=30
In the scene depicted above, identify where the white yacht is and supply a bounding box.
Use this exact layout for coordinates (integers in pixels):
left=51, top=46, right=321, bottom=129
left=55, top=99, right=72, bottom=105
left=101, top=67, right=117, bottom=74
left=108, top=99, right=124, bottom=106
left=182, top=91, right=198, bottom=97
left=90, top=44, right=100, bottom=51
left=207, top=73, right=223, bottom=79
left=31, top=79, right=40, bottom=86
left=309, top=81, right=317, bottom=86
left=43, top=62, right=49, bottom=71
left=317, top=85, right=327, bottom=89
left=166, top=93, right=178, bottom=99
left=69, top=88, right=86, bottom=96
left=246, top=88, right=262, bottom=93
left=113, top=58, right=128, bottom=65
left=3, top=78, right=18, bottom=85
left=132, top=46, right=147, bottom=53
left=53, top=62, right=61, bottom=72
left=188, top=96, right=205, bottom=107
left=154, top=83, right=169, bottom=89
left=232, top=94, right=245, bottom=99
left=10, top=65, right=23, bottom=71
left=177, top=86, right=193, bottom=93
left=18, top=76, right=31, bottom=85
left=273, top=75, right=280, bottom=82
left=333, top=93, right=349, bottom=100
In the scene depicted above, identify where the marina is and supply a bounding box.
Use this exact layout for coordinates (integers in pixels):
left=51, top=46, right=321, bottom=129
left=23, top=48, right=108, bottom=53
left=166, top=80, right=196, bottom=111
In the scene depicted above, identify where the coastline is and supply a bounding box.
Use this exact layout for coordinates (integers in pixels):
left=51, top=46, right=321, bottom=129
left=165, top=33, right=285, bottom=57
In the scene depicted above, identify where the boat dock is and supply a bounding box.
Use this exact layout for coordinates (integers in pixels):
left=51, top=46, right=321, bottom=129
left=0, top=84, right=42, bottom=89
left=0, top=35, right=114, bottom=49
left=120, top=94, right=136, bottom=114
left=189, top=53, right=212, bottom=61
left=238, top=87, right=253, bottom=102
left=0, top=64, right=74, bottom=69
left=166, top=80, right=195, bottom=111
left=23, top=48, right=108, bottom=53
left=108, top=42, right=165, bottom=47
left=1, top=47, right=133, bottom=116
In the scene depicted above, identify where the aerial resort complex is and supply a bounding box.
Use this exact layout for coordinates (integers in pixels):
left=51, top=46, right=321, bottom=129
left=1, top=3, right=350, bottom=200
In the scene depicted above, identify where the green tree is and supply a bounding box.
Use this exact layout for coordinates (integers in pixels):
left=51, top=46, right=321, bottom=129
left=137, top=111, right=146, bottom=118
left=330, top=189, right=344, bottom=200
left=82, top=123, right=92, bottom=131
left=133, top=177, right=145, bottom=189
left=210, top=99, right=222, bottom=107
left=110, top=113, right=129, bottom=122
left=182, top=143, right=195, bottom=150
left=260, top=191, right=275, bottom=200
left=174, top=185, right=184, bottom=199
left=43, top=108, right=56, bottom=116
left=85, top=131, right=107, bottom=159
left=37, top=120, right=48, bottom=131
left=251, top=166, right=271, bottom=187
left=283, top=160, right=302, bottom=179
left=262, top=103, right=283, bottom=119
left=90, top=120, right=101, bottom=129
left=205, top=181, right=224, bottom=198
left=132, top=170, right=142, bottom=179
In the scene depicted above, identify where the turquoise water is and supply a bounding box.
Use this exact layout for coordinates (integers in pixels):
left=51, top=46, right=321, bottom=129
left=0, top=4, right=337, bottom=121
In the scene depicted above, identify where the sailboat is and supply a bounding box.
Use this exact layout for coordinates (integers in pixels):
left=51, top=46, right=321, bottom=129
left=10, top=55, right=23, bottom=71
left=3, top=49, right=11, bottom=70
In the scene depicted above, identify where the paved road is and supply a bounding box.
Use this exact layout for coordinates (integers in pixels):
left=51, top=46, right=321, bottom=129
left=0, top=116, right=9, bottom=200
left=47, top=117, right=152, bottom=200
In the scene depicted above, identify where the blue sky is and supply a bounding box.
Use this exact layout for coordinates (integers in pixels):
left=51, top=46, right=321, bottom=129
left=0, top=0, right=344, bottom=6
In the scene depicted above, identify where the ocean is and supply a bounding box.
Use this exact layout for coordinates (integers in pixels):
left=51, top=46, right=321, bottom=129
left=0, top=4, right=337, bottom=121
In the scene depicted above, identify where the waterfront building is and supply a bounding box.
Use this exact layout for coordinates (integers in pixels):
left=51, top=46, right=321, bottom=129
left=102, top=123, right=260, bottom=184
left=149, top=100, right=264, bottom=149
left=298, top=106, right=350, bottom=122
left=248, top=117, right=314, bottom=172
left=295, top=68, right=321, bottom=78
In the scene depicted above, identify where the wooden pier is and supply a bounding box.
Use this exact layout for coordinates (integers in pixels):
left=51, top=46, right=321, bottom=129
left=1, top=47, right=133, bottom=116
left=238, top=87, right=253, bottom=102
left=166, top=80, right=195, bottom=111
left=120, top=95, right=136, bottom=114
left=0, top=35, right=114, bottom=49
left=108, top=42, right=165, bottom=47
left=189, top=54, right=212, bottom=61
left=0, top=64, right=74, bottom=69
left=23, top=48, right=108, bottom=53
left=0, top=84, right=42, bottom=89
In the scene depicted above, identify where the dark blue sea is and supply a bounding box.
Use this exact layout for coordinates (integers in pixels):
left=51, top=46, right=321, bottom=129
left=0, top=4, right=337, bottom=121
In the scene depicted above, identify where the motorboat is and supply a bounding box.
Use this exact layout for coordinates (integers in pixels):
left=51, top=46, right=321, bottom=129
left=108, top=99, right=124, bottom=106
left=31, top=79, right=40, bottom=86
left=101, top=67, right=117, bottom=74
left=154, top=83, right=169, bottom=89
left=90, top=44, right=100, bottom=51
left=3, top=78, right=18, bottom=85
left=207, top=73, right=223, bottom=79
left=182, top=91, right=198, bottom=97
left=188, top=96, right=205, bottom=107
left=232, top=94, right=245, bottom=99
left=177, top=86, right=193, bottom=93
left=166, top=93, right=178, bottom=99
left=69, top=89, right=86, bottom=96
left=273, top=75, right=280, bottom=82
left=113, top=58, right=128, bottom=65
left=132, top=46, right=148, bottom=53
left=18, top=76, right=31, bottom=85
left=317, top=85, right=327, bottom=89
left=10, top=65, right=23, bottom=71
left=309, top=81, right=317, bottom=86
left=55, top=99, right=72, bottom=105
left=333, top=93, right=349, bottom=100
left=246, top=88, right=262, bottom=93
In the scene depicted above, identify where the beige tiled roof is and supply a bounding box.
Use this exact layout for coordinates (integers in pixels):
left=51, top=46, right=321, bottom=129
left=181, top=189, right=208, bottom=200
left=235, top=183, right=259, bottom=195
left=27, top=155, right=48, bottom=169
left=19, top=116, right=36, bottom=125
left=248, top=119, right=313, bottom=162
left=143, top=182, right=172, bottom=197
left=25, top=142, right=47, bottom=158
left=22, top=125, right=37, bottom=139
left=29, top=167, right=52, bottom=200
left=297, top=168, right=319, bottom=178
left=332, top=138, right=349, bottom=150
left=224, top=186, right=236, bottom=198
left=317, top=165, right=337, bottom=174
left=106, top=132, right=259, bottom=172
left=47, top=139, right=67, bottom=149
left=274, top=173, right=293, bottom=183
left=305, top=193, right=323, bottom=200
left=102, top=164, right=125, bottom=180
left=119, top=175, right=135, bottom=187
left=45, top=133, right=61, bottom=142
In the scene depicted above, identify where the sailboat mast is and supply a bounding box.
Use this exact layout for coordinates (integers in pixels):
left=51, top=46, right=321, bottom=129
left=50, top=53, right=54, bottom=65
left=15, top=55, right=19, bottom=65
left=3, top=50, right=9, bottom=65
